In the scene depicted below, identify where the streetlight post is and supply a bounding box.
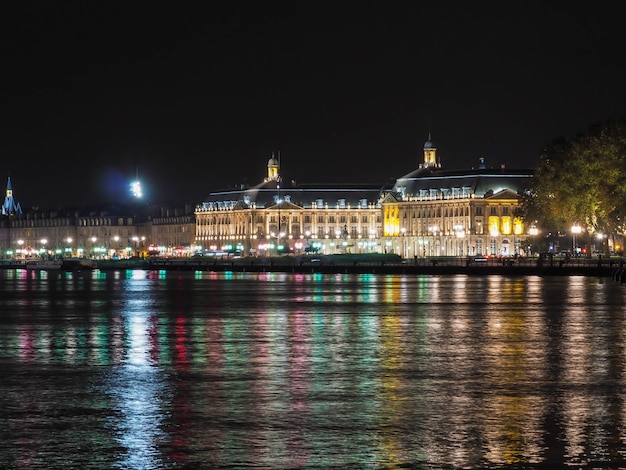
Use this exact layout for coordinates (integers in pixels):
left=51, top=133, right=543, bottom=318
left=16, top=239, right=24, bottom=259
left=428, top=225, right=438, bottom=257
left=130, top=236, right=146, bottom=257
left=596, top=232, right=605, bottom=256
left=454, top=224, right=464, bottom=256
left=112, top=236, right=120, bottom=259
left=529, top=225, right=539, bottom=256
left=571, top=224, right=582, bottom=255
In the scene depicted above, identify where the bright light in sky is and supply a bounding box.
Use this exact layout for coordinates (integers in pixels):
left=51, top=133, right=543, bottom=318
left=130, top=180, right=143, bottom=199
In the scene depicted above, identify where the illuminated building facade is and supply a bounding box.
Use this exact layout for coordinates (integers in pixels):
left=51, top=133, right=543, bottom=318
left=0, top=202, right=197, bottom=261
left=0, top=208, right=149, bottom=259
left=195, top=153, right=388, bottom=256
left=0, top=137, right=534, bottom=259
left=148, top=208, right=196, bottom=257
left=195, top=141, right=534, bottom=258
left=382, top=137, right=534, bottom=257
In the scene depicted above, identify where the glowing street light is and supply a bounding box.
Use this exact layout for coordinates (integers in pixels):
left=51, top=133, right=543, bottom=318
left=400, top=227, right=407, bottom=258
left=527, top=225, right=539, bottom=256
left=454, top=224, right=465, bottom=256
left=428, top=225, right=438, bottom=256
left=596, top=232, right=606, bottom=256
left=571, top=224, right=582, bottom=254
left=65, top=237, right=73, bottom=257
left=131, top=235, right=145, bottom=256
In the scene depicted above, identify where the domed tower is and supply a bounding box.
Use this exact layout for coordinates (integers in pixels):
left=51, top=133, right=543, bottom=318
left=422, top=133, right=440, bottom=168
left=266, top=152, right=280, bottom=181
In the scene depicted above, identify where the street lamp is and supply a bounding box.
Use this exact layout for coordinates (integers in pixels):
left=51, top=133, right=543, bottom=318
left=132, top=236, right=140, bottom=257
left=278, top=231, right=285, bottom=253
left=595, top=232, right=605, bottom=255
left=428, top=225, right=438, bottom=256
left=111, top=236, right=120, bottom=259
left=41, top=239, right=48, bottom=259
left=571, top=224, right=582, bottom=254
left=369, top=228, right=376, bottom=252
left=528, top=225, right=539, bottom=256
left=453, top=224, right=465, bottom=256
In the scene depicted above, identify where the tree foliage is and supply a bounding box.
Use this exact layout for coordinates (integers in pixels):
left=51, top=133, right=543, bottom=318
left=521, top=119, right=626, bottom=237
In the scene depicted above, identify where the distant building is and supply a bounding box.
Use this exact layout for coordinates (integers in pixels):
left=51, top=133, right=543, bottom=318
left=0, top=135, right=535, bottom=259
left=0, top=203, right=196, bottom=262
left=147, top=205, right=196, bottom=256
left=381, top=136, right=534, bottom=257
left=194, top=139, right=534, bottom=258
left=0, top=204, right=149, bottom=259
left=195, top=153, right=388, bottom=256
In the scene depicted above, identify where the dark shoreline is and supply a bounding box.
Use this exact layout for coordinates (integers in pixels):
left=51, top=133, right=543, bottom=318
left=101, top=257, right=624, bottom=279
left=3, top=256, right=625, bottom=280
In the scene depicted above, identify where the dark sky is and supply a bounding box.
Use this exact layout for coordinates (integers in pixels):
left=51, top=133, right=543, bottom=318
left=2, top=2, right=626, bottom=208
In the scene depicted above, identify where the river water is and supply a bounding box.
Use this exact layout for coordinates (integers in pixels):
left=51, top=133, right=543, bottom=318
left=1, top=268, right=626, bottom=469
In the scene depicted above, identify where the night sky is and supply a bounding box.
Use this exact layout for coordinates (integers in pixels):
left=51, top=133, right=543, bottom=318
left=3, top=2, right=626, bottom=209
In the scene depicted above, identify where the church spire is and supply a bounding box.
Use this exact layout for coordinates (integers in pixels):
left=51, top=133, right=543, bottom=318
left=2, top=176, right=23, bottom=216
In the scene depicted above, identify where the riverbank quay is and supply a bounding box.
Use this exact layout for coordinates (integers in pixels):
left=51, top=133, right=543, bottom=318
left=91, top=254, right=624, bottom=278
left=2, top=254, right=624, bottom=279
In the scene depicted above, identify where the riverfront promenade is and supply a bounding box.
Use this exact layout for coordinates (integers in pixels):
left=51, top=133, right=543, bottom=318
left=2, top=254, right=625, bottom=279
left=94, top=254, right=625, bottom=278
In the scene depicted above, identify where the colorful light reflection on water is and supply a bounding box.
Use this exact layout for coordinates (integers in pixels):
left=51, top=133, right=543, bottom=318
left=0, top=269, right=626, bottom=468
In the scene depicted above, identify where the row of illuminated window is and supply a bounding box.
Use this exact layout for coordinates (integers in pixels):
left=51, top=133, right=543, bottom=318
left=396, top=205, right=513, bottom=218
left=199, top=214, right=382, bottom=225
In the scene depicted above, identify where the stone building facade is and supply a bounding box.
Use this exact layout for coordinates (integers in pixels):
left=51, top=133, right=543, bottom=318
left=194, top=141, right=534, bottom=258
left=382, top=139, right=533, bottom=257
left=0, top=137, right=535, bottom=260
left=194, top=153, right=387, bottom=256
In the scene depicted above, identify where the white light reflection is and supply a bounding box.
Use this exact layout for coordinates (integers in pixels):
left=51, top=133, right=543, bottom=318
left=108, top=275, right=167, bottom=469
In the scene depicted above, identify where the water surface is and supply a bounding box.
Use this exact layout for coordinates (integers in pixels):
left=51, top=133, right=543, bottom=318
left=1, top=269, right=625, bottom=468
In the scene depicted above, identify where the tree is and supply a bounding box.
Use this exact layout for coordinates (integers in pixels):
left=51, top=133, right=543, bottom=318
left=521, top=119, right=626, bottom=251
